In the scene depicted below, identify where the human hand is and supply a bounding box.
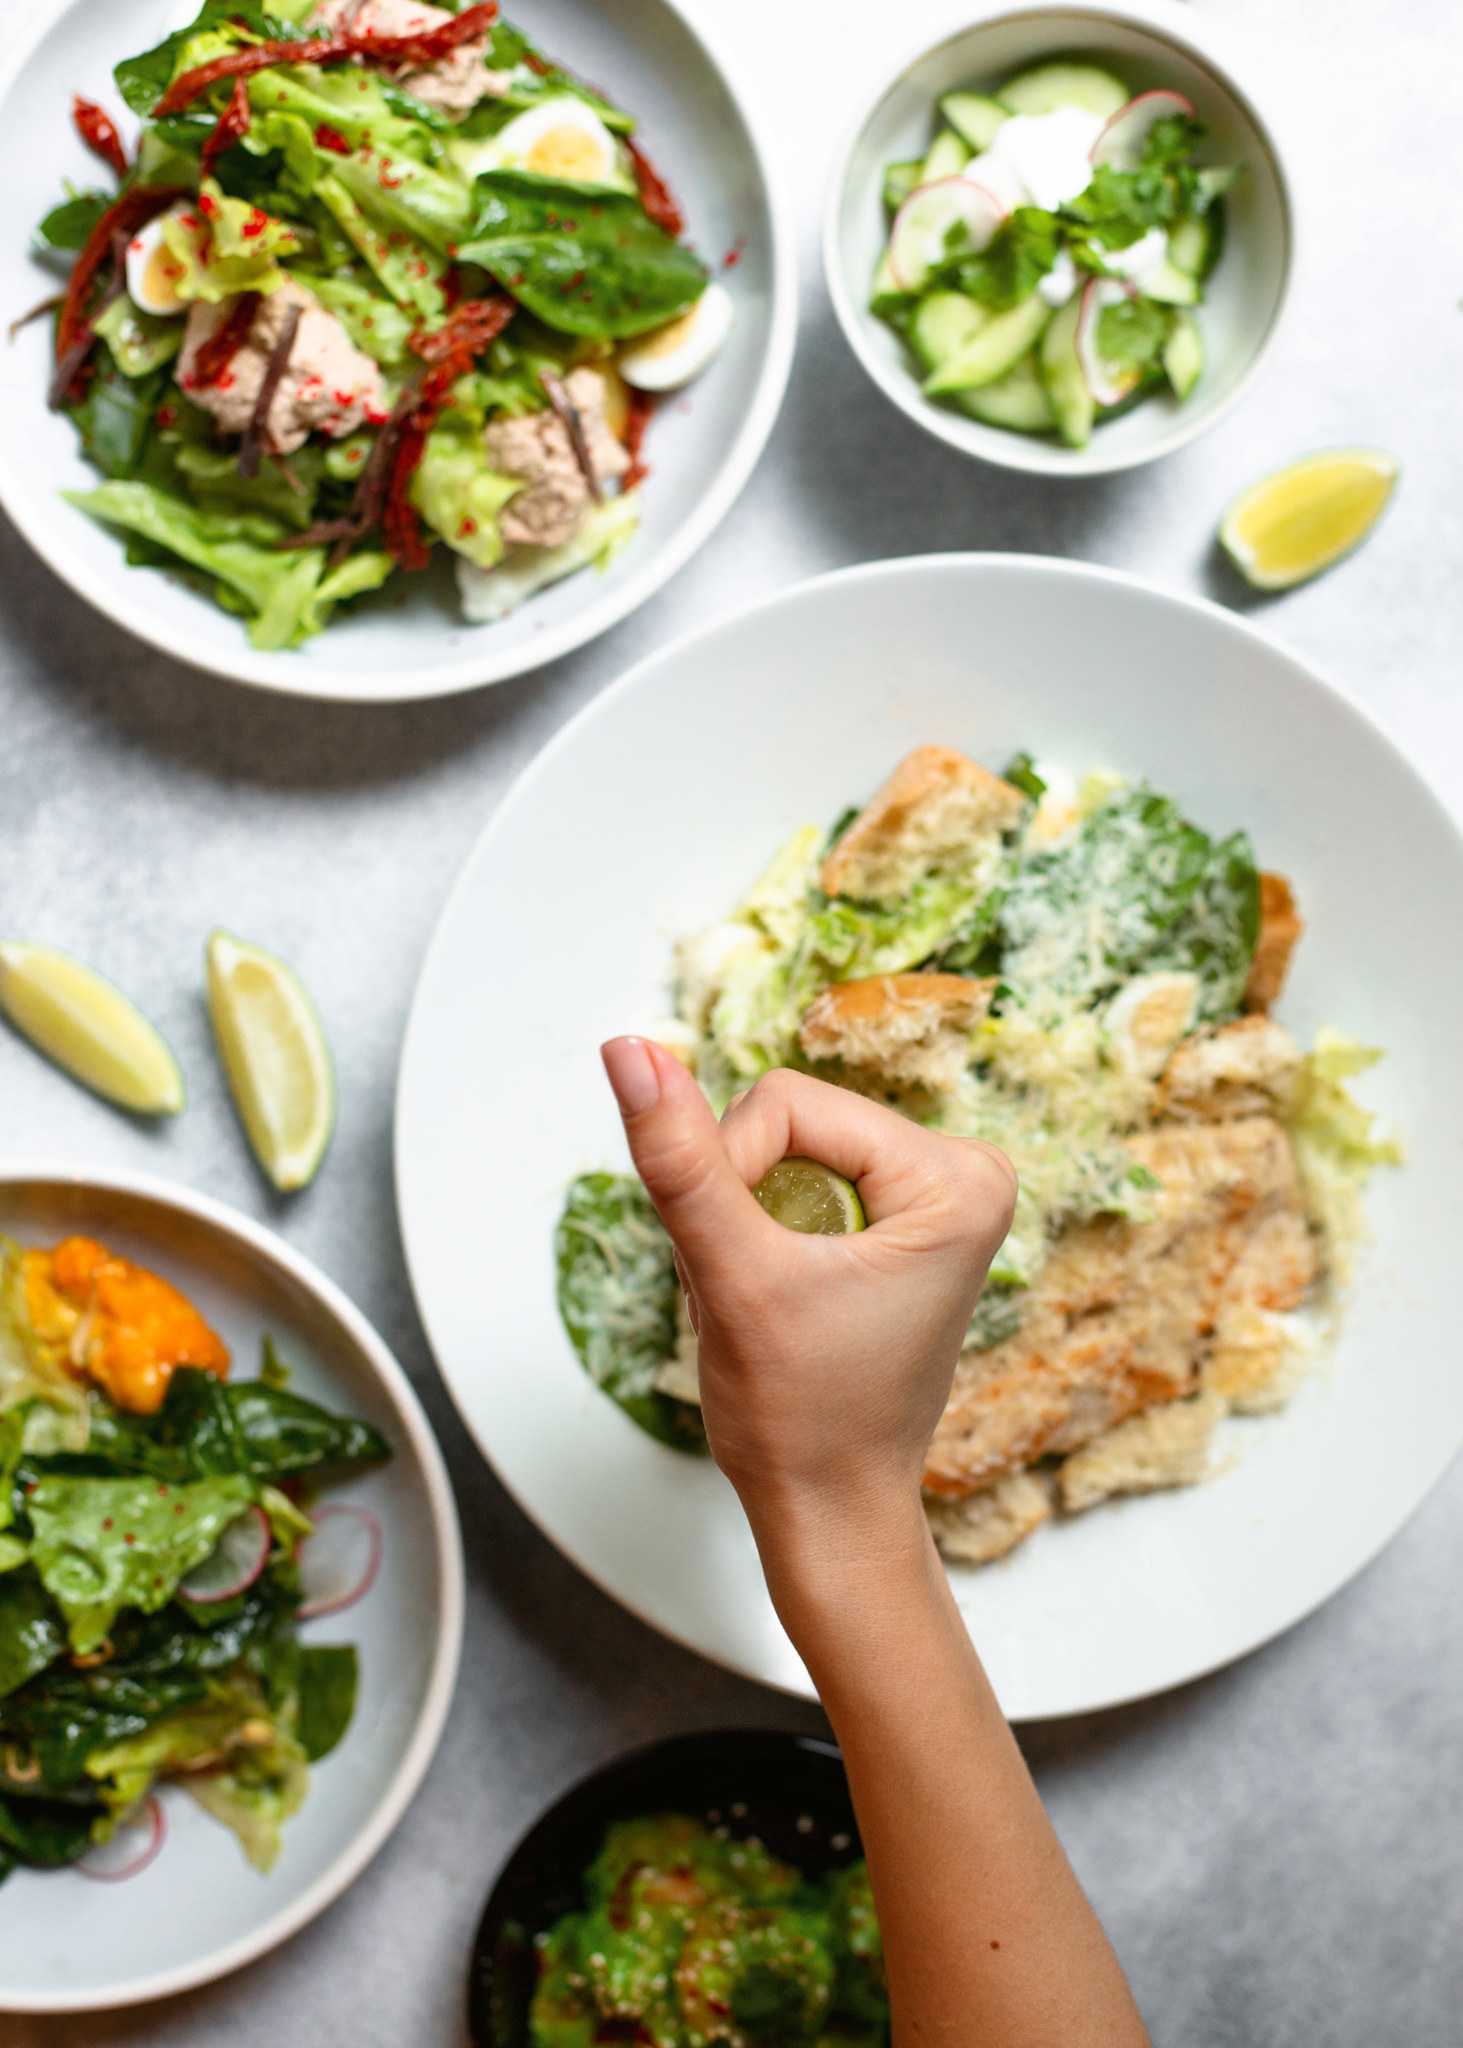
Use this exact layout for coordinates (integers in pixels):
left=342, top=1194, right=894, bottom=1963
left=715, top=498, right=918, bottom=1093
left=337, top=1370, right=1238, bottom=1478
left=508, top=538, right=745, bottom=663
left=600, top=1038, right=1016, bottom=1570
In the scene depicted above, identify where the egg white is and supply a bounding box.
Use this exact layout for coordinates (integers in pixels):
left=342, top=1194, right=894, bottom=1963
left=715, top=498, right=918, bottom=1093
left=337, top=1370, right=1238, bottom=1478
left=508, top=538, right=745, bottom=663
left=458, top=96, right=627, bottom=188
left=124, top=208, right=192, bottom=317
left=618, top=283, right=735, bottom=393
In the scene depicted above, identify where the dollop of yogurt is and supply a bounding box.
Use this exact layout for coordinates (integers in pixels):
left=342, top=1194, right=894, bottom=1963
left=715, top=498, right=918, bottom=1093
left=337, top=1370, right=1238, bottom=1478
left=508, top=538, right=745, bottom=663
left=967, top=105, right=1107, bottom=213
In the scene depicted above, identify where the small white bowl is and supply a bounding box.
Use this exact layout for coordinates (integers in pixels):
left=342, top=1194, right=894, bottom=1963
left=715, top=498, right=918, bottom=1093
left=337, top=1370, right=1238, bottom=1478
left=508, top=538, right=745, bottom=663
left=0, top=1166, right=463, bottom=2013
left=824, top=0, right=1293, bottom=476
left=0, top=0, right=796, bottom=701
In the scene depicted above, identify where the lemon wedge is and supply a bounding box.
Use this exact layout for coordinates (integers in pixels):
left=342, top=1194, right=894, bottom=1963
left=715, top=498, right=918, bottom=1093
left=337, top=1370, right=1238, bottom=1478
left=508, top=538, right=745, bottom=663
left=206, top=931, right=334, bottom=1191
left=1220, top=449, right=1399, bottom=590
left=0, top=941, right=184, bottom=1115
left=754, top=1157, right=866, bottom=1234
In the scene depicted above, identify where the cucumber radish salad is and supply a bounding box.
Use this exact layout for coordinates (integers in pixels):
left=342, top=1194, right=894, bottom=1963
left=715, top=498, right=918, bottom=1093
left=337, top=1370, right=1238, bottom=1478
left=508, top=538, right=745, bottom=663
left=26, top=0, right=733, bottom=651
left=871, top=60, right=1237, bottom=446
left=0, top=1234, right=389, bottom=1884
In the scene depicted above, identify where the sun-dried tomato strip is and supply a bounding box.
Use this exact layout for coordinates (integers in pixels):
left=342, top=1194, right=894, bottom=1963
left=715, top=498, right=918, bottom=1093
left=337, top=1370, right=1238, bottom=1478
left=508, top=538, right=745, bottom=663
left=201, top=75, right=252, bottom=180
left=154, top=3, right=499, bottom=118
left=626, top=138, right=683, bottom=238
left=50, top=185, right=185, bottom=408
left=539, top=369, right=601, bottom=503
left=237, top=301, right=301, bottom=479
left=189, top=291, right=262, bottom=390
left=621, top=388, right=653, bottom=492
left=73, top=97, right=129, bottom=179
left=407, top=294, right=516, bottom=365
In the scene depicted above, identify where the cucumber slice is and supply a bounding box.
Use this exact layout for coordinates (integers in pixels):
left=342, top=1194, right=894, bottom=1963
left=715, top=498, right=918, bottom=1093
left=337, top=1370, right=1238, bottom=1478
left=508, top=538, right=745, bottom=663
left=1198, top=166, right=1238, bottom=203
left=871, top=251, right=916, bottom=326
left=939, top=91, right=1010, bottom=151
left=1141, top=260, right=1199, bottom=306
left=921, top=129, right=970, bottom=182
left=883, top=159, right=924, bottom=213
left=1162, top=308, right=1203, bottom=399
left=957, top=350, right=1056, bottom=432
left=924, top=291, right=1050, bottom=394
left=1040, top=294, right=1093, bottom=447
left=912, top=291, right=989, bottom=371
left=998, top=62, right=1128, bottom=119
left=1169, top=200, right=1226, bottom=281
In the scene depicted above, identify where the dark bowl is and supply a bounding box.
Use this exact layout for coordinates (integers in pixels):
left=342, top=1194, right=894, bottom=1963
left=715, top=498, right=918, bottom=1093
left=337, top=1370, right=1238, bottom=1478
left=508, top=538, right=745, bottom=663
left=467, top=1728, right=863, bottom=2047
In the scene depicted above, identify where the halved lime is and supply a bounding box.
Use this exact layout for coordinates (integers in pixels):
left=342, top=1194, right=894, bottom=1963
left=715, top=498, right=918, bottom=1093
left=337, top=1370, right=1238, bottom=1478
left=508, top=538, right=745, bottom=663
left=206, top=931, right=334, bottom=1192
left=0, top=940, right=183, bottom=1114
left=754, top=1157, right=866, bottom=1234
left=1219, top=448, right=1398, bottom=590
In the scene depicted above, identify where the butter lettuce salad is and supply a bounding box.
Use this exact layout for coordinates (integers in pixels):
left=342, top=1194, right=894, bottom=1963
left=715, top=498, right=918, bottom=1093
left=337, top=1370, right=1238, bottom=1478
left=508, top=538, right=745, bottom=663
left=872, top=59, right=1237, bottom=445
left=0, top=1235, right=388, bottom=1883
left=26, top=0, right=733, bottom=650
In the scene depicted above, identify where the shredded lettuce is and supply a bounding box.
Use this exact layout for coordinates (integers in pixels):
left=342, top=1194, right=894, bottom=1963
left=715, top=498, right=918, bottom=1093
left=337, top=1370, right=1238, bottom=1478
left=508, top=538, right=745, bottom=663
left=1285, top=1028, right=1402, bottom=1284
left=411, top=402, right=522, bottom=569
left=161, top=180, right=300, bottom=303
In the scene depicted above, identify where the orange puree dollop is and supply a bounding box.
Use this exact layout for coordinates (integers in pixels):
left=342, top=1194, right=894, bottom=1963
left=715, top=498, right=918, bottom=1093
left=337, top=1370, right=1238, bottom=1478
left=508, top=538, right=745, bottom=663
left=23, top=1236, right=230, bottom=1416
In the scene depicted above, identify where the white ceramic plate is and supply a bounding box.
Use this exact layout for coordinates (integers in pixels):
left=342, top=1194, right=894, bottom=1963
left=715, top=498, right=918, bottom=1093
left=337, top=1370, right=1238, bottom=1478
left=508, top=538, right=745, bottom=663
left=396, top=554, right=1463, bottom=1719
left=0, top=0, right=795, bottom=701
left=825, top=0, right=1293, bottom=476
left=0, top=1167, right=463, bottom=2012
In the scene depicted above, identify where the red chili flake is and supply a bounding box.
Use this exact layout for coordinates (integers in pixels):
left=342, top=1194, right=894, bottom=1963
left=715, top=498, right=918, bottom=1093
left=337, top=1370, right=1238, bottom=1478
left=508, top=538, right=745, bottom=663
left=175, top=1502, right=186, bottom=1514
left=622, top=388, right=654, bottom=492
left=189, top=291, right=261, bottom=389
left=627, top=138, right=683, bottom=238
left=50, top=184, right=185, bottom=407
left=723, top=233, right=747, bottom=270
left=157, top=1484, right=169, bottom=1496
left=153, top=3, right=500, bottom=117
left=201, top=74, right=251, bottom=180
left=101, top=1517, right=113, bottom=1530
left=313, top=122, right=352, bottom=155
left=124, top=1533, right=136, bottom=1546
left=458, top=517, right=477, bottom=536
left=563, top=219, right=578, bottom=234
left=155, top=403, right=178, bottom=427
left=199, top=191, right=220, bottom=220
left=72, top=96, right=128, bottom=180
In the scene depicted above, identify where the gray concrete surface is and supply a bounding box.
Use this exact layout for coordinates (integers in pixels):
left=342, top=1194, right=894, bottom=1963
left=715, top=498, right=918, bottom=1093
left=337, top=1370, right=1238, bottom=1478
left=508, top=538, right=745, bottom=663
left=3, top=0, right=1462, bottom=2039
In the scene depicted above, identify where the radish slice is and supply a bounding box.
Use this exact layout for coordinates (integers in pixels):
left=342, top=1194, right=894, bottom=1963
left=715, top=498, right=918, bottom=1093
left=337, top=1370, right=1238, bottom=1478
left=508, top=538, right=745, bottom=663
left=888, top=178, right=1006, bottom=291
left=298, top=1504, right=381, bottom=1620
left=178, top=1504, right=271, bottom=1605
left=77, top=1795, right=166, bottom=1881
left=1075, top=277, right=1140, bottom=407
left=1091, top=89, right=1195, bottom=172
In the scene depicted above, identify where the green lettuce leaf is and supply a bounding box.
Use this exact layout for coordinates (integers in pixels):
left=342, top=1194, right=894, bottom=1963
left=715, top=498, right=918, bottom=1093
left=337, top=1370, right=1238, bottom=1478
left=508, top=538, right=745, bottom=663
left=456, top=487, right=639, bottom=622
left=66, top=351, right=167, bottom=481
left=0, top=1570, right=66, bottom=1700
left=460, top=171, right=706, bottom=338
left=26, top=1470, right=256, bottom=1654
left=302, top=271, right=416, bottom=365
left=555, top=1174, right=704, bottom=1452
left=0, top=1792, right=98, bottom=1870
left=412, top=401, right=521, bottom=568
left=313, top=170, right=447, bottom=318
left=114, top=0, right=277, bottom=116
left=161, top=179, right=300, bottom=303
left=178, top=1710, right=308, bottom=1870
left=294, top=1642, right=357, bottom=1761
left=92, top=295, right=185, bottom=379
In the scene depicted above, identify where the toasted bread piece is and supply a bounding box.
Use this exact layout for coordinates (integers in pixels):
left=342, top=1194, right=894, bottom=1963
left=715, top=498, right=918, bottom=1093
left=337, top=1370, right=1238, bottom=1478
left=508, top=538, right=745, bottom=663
left=923, top=1118, right=1311, bottom=1497
left=1058, top=1391, right=1227, bottom=1513
left=799, top=973, right=996, bottom=1092
left=1156, top=1015, right=1303, bottom=1124
left=925, top=1471, right=1053, bottom=1564
left=820, top=746, right=1025, bottom=904
left=1245, top=872, right=1303, bottom=1013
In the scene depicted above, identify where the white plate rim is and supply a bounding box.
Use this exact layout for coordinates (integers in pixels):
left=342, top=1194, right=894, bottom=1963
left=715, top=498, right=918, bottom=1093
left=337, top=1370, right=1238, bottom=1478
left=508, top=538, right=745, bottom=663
left=0, top=0, right=799, bottom=704
left=0, top=1159, right=465, bottom=2014
left=821, top=0, right=1296, bottom=477
left=393, top=551, right=1463, bottom=1717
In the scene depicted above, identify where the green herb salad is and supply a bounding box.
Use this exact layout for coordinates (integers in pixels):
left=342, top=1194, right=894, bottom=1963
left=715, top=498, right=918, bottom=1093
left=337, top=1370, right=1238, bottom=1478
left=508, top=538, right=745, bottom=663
left=556, top=745, right=1399, bottom=1562
left=871, top=59, right=1237, bottom=445
left=29, top=0, right=734, bottom=650
left=0, top=1232, right=388, bottom=1883
left=531, top=1816, right=888, bottom=2048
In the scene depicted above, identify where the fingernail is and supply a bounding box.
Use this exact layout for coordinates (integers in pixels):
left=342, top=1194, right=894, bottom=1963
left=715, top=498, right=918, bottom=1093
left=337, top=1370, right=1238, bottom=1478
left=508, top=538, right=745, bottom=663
left=602, top=1036, right=661, bottom=1115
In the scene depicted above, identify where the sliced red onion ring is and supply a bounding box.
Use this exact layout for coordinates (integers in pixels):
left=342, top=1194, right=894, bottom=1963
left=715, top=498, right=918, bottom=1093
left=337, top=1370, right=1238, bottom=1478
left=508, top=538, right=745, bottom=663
left=1075, top=276, right=1141, bottom=408
left=298, top=1504, right=381, bottom=1619
left=77, top=1794, right=166, bottom=1881
left=178, top=1504, right=272, bottom=1604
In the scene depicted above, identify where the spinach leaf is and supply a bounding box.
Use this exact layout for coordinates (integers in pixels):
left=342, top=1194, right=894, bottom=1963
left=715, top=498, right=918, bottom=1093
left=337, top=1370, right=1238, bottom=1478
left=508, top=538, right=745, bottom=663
left=1, top=1665, right=209, bottom=1789
left=935, top=207, right=1059, bottom=311
left=1096, top=297, right=1170, bottom=372
left=114, top=0, right=278, bottom=116
left=556, top=1175, right=705, bottom=1452
left=223, top=1376, right=391, bottom=1481
left=36, top=190, right=111, bottom=251
left=295, top=1643, right=357, bottom=1761
left=0, top=1792, right=99, bottom=1868
left=68, top=1367, right=388, bottom=1485
left=460, top=172, right=706, bottom=339
left=0, top=1570, right=66, bottom=1700
left=67, top=351, right=167, bottom=481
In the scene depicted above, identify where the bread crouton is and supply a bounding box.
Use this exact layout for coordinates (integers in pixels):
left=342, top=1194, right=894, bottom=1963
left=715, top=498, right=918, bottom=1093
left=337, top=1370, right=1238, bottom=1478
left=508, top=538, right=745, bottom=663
left=1245, top=872, right=1303, bottom=1013
left=799, top=974, right=996, bottom=1092
left=925, top=1471, right=1053, bottom=1564
left=1156, top=1015, right=1304, bottom=1123
left=924, top=1118, right=1310, bottom=1497
left=1058, top=1391, right=1227, bottom=1513
left=819, top=746, right=1026, bottom=904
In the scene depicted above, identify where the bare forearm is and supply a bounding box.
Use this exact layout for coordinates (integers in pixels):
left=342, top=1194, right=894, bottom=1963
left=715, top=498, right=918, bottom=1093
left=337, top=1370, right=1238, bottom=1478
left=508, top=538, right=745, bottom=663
left=752, top=1495, right=1151, bottom=2048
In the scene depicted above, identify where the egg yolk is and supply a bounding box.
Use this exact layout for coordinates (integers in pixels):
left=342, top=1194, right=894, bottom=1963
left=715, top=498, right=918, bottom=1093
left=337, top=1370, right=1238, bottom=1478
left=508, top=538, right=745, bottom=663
left=24, top=1237, right=230, bottom=1416
left=525, top=126, right=606, bottom=180
left=140, top=241, right=187, bottom=315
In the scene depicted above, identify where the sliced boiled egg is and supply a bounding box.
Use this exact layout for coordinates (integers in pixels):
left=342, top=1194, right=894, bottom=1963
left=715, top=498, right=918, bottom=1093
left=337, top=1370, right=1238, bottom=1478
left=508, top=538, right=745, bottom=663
left=618, top=283, right=734, bottom=392
left=1104, top=972, right=1200, bottom=1078
left=124, top=205, right=193, bottom=317
left=471, top=96, right=625, bottom=186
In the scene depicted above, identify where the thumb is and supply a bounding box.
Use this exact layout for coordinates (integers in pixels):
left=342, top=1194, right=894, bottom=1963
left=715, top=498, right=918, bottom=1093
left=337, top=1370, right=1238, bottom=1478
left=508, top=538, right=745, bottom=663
left=601, top=1037, right=768, bottom=1264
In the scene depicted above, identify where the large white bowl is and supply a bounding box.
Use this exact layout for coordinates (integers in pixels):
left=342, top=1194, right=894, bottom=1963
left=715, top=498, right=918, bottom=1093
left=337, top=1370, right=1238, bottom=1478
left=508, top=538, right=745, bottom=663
left=395, top=554, right=1463, bottom=1719
left=0, top=1167, right=463, bottom=2012
left=0, top=0, right=795, bottom=701
left=825, top=0, right=1293, bottom=476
